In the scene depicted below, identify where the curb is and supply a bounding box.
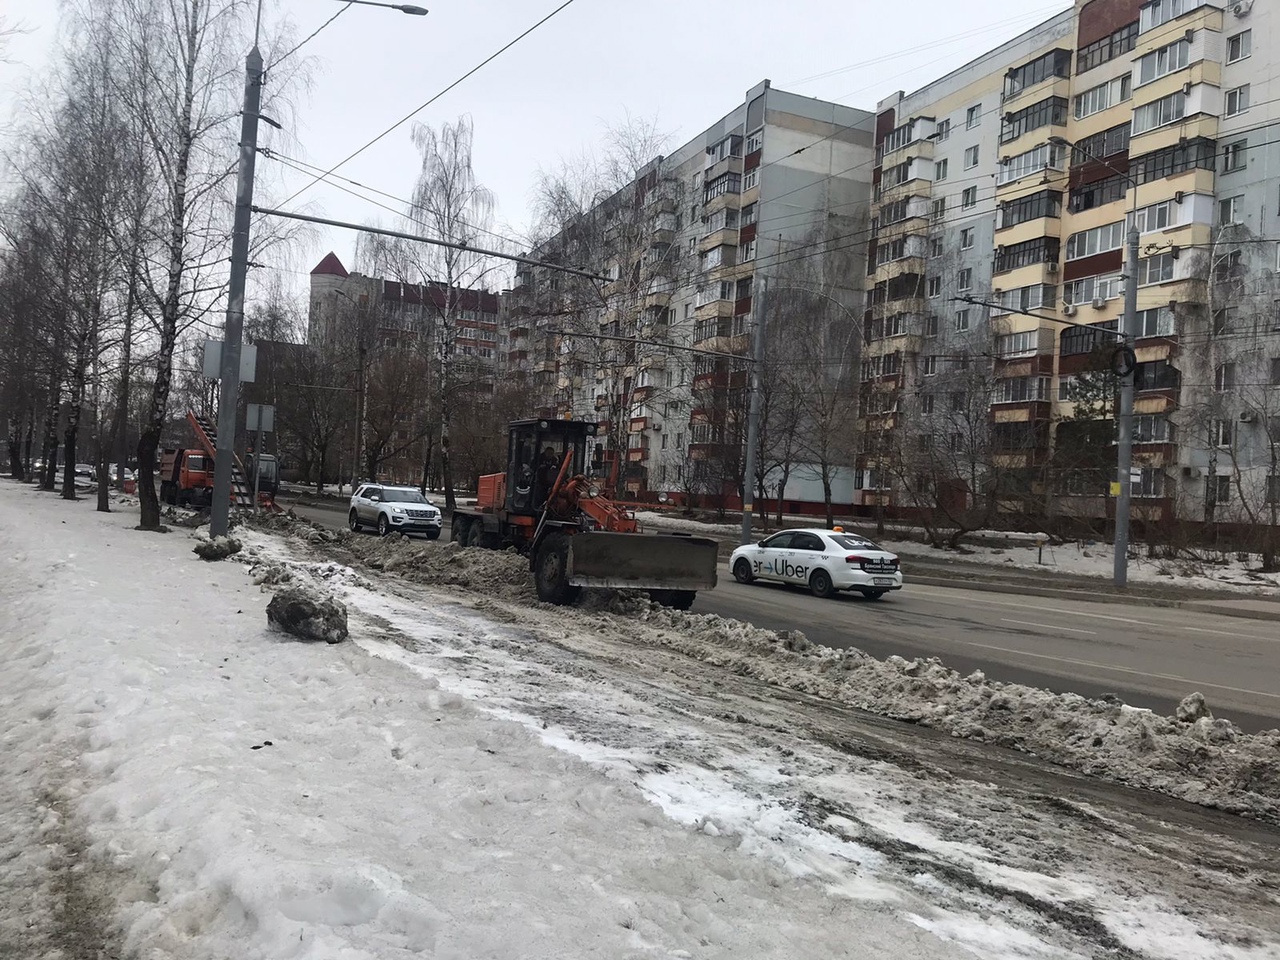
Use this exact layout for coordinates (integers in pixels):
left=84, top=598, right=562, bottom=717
left=908, top=575, right=1280, bottom=622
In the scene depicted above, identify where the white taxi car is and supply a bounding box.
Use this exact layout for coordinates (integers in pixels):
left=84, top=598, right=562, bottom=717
left=729, top=527, right=903, bottom=600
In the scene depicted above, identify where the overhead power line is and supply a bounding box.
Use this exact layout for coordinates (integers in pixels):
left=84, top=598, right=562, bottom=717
left=277, top=0, right=579, bottom=208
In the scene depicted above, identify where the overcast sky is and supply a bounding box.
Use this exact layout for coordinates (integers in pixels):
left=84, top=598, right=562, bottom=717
left=1, top=0, right=1069, bottom=292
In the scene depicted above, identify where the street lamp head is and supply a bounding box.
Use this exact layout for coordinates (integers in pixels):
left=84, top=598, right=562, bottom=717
left=1047, top=135, right=1071, bottom=147
left=396, top=4, right=429, bottom=13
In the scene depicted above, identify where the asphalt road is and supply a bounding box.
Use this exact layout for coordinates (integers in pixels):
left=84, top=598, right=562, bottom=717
left=288, top=501, right=1280, bottom=732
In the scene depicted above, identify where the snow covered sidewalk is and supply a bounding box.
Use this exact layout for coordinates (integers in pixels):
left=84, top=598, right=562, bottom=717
left=0, top=483, right=964, bottom=960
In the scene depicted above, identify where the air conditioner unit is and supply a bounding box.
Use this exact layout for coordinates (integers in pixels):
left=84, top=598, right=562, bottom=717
left=1233, top=0, right=1254, bottom=17
left=1174, top=191, right=1186, bottom=204
left=1182, top=466, right=1194, bottom=477
left=652, top=422, right=662, bottom=431
left=1240, top=411, right=1257, bottom=423
left=1182, top=82, right=1193, bottom=97
left=1047, top=262, right=1060, bottom=274
left=1062, top=303, right=1078, bottom=317
left=1091, top=297, right=1107, bottom=309
left=1184, top=28, right=1196, bottom=42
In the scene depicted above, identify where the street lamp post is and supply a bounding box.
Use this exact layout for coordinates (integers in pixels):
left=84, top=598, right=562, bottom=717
left=1048, top=136, right=1140, bottom=587
left=208, top=1, right=426, bottom=537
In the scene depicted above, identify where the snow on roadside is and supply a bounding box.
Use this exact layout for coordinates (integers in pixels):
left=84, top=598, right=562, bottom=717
left=249, top=516, right=1280, bottom=826
left=240, top=522, right=1280, bottom=960
left=0, top=484, right=971, bottom=960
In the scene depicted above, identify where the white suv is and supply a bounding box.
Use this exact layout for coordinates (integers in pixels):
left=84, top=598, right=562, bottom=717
left=349, top=484, right=443, bottom=539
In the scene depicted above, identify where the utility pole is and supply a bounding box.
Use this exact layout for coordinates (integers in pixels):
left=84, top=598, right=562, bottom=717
left=209, top=44, right=263, bottom=538
left=1114, top=220, right=1140, bottom=587
left=741, top=278, right=768, bottom=545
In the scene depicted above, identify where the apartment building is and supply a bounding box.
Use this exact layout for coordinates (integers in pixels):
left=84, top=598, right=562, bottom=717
left=308, top=252, right=503, bottom=483
left=511, top=81, right=874, bottom=503
left=864, top=0, right=1280, bottom=529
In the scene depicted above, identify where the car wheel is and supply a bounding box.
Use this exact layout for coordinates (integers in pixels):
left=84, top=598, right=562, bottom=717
left=732, top=558, right=755, bottom=584
left=467, top=521, right=486, bottom=548
left=348, top=509, right=361, bottom=532
left=809, top=569, right=836, bottom=599
left=451, top=517, right=469, bottom=543
left=534, top=534, right=581, bottom=605
left=861, top=589, right=887, bottom=600
left=377, top=514, right=391, bottom=537
left=649, top=589, right=697, bottom=611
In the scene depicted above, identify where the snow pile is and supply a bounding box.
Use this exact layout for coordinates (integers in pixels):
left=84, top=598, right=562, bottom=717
left=193, top=535, right=242, bottom=561
left=266, top=585, right=349, bottom=643
left=343, top=533, right=534, bottom=599
left=540, top=597, right=1280, bottom=824
left=248, top=515, right=1280, bottom=823
left=636, top=510, right=740, bottom=535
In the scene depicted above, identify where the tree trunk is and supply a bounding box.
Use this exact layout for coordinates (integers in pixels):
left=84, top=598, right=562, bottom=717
left=441, top=429, right=455, bottom=512
left=316, top=445, right=327, bottom=495
left=822, top=472, right=834, bottom=529
left=62, top=343, right=91, bottom=501
left=39, top=376, right=61, bottom=490
left=23, top=407, right=35, bottom=481
left=6, top=426, right=23, bottom=480
left=418, top=433, right=435, bottom=496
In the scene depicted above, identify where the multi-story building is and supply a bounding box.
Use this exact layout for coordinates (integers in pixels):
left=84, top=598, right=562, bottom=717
left=511, top=80, right=874, bottom=503
left=864, top=0, right=1280, bottom=530
left=308, top=252, right=503, bottom=483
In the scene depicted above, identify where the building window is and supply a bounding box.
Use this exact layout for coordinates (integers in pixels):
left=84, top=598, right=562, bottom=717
left=1131, top=137, right=1216, bottom=186
left=993, top=376, right=1050, bottom=404
left=1213, top=419, right=1234, bottom=448
left=1141, top=0, right=1209, bottom=34
left=961, top=186, right=978, bottom=209
left=929, top=237, right=943, bottom=258
left=741, top=240, right=756, bottom=262
left=1135, top=307, right=1174, bottom=338
left=1222, top=140, right=1247, bottom=174
left=996, top=331, right=1040, bottom=359
left=966, top=105, right=982, bottom=129
left=931, top=198, right=947, bottom=221
left=1134, top=415, right=1174, bottom=443
left=1219, top=196, right=1242, bottom=224
left=964, top=145, right=980, bottom=169
left=927, top=276, right=942, bottom=298
left=1271, top=357, right=1280, bottom=386
left=921, top=394, right=935, bottom=414
left=960, top=228, right=975, bottom=250
left=1137, top=253, right=1175, bottom=286
left=743, top=168, right=759, bottom=191
left=999, top=189, right=1062, bottom=230
left=924, top=314, right=939, bottom=337
left=995, top=237, right=1060, bottom=273
left=1132, top=91, right=1186, bottom=135
left=934, top=158, right=949, bottom=182
left=1136, top=38, right=1190, bottom=86
left=957, top=269, right=973, bottom=293
left=1005, top=49, right=1072, bottom=97
left=1216, top=363, right=1235, bottom=392
left=920, top=355, right=938, bottom=376
left=1134, top=469, right=1165, bottom=499
left=998, top=142, right=1065, bottom=186
left=1074, top=75, right=1131, bottom=120
left=1071, top=123, right=1131, bottom=165
left=1207, top=474, right=1231, bottom=506
left=1225, top=84, right=1250, bottom=117
left=1077, top=21, right=1138, bottom=74
left=703, top=172, right=741, bottom=203
left=741, top=203, right=757, bottom=226
left=1131, top=199, right=1175, bottom=233
left=1064, top=273, right=1123, bottom=305
left=1066, top=221, right=1125, bottom=260
left=1227, top=30, right=1252, bottom=63
left=1267, top=474, right=1280, bottom=506
left=935, top=119, right=951, bottom=141
left=955, top=308, right=971, bottom=331
left=1000, top=96, right=1069, bottom=145
left=746, top=128, right=763, bottom=153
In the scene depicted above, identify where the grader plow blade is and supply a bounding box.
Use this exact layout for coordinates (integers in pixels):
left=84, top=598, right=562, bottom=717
left=567, top=532, right=719, bottom=592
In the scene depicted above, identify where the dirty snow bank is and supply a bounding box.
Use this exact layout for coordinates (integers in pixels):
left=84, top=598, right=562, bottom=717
left=2, top=485, right=968, bottom=960
left=582, top=596, right=1280, bottom=824
left=250, top=512, right=1280, bottom=825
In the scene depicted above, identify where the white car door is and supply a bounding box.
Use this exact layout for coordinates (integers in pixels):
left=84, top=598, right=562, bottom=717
left=788, top=533, right=827, bottom=584
left=360, top=486, right=382, bottom=523
left=753, top=532, right=795, bottom=582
